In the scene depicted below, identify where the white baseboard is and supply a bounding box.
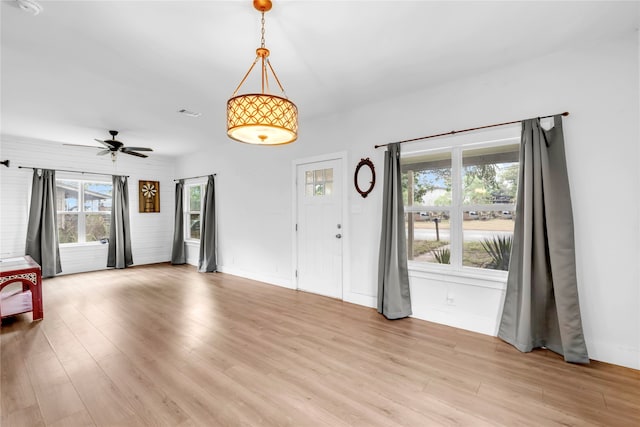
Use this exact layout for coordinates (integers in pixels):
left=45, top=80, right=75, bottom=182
left=344, top=292, right=376, bottom=308
left=586, top=339, right=639, bottom=370
left=410, top=309, right=498, bottom=337
left=217, top=265, right=293, bottom=289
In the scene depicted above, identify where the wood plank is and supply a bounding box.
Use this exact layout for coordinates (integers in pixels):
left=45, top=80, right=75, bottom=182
left=35, top=382, right=88, bottom=426
left=1, top=404, right=45, bottom=427
left=47, top=410, right=96, bottom=427
left=1, top=324, right=40, bottom=416
left=97, top=353, right=190, bottom=426
left=1, top=263, right=638, bottom=426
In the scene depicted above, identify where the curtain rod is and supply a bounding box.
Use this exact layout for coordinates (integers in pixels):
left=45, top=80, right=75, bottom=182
left=18, top=166, right=129, bottom=178
left=374, top=111, right=569, bottom=149
left=173, top=173, right=216, bottom=182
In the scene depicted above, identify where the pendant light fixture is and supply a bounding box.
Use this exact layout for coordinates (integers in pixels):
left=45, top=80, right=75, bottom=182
left=227, top=0, right=298, bottom=145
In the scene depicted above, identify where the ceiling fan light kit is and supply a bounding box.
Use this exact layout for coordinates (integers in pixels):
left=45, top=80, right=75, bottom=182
left=226, top=0, right=298, bottom=145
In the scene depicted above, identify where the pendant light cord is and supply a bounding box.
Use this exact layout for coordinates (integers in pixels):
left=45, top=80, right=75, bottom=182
left=261, top=12, right=268, bottom=93
left=261, top=12, right=266, bottom=48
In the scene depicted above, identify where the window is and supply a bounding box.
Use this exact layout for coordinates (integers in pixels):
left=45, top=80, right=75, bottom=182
left=402, top=142, right=519, bottom=272
left=305, top=168, right=334, bottom=196
left=186, top=183, right=204, bottom=240
left=56, top=180, right=112, bottom=244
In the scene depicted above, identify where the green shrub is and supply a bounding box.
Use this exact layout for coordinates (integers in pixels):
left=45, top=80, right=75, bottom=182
left=480, top=235, right=512, bottom=270
left=432, top=248, right=451, bottom=264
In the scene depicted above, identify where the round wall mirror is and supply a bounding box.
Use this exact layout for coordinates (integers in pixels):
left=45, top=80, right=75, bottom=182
left=354, top=158, right=375, bottom=198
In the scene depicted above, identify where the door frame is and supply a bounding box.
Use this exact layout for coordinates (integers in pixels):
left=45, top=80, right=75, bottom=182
left=292, top=151, right=349, bottom=300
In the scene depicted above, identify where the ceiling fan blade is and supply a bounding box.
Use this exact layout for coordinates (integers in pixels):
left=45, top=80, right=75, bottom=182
left=122, top=147, right=153, bottom=152
left=96, top=149, right=111, bottom=156
left=64, top=143, right=103, bottom=149
left=94, top=138, right=115, bottom=148
left=122, top=150, right=148, bottom=158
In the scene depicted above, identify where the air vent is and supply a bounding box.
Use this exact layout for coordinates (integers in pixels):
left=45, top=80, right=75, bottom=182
left=178, top=109, right=201, bottom=118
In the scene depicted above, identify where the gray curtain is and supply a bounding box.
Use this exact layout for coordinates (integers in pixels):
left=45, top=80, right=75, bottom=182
left=25, top=169, right=61, bottom=278
left=198, top=175, right=217, bottom=272
left=107, top=175, right=133, bottom=269
left=171, top=179, right=186, bottom=264
left=498, top=116, right=589, bottom=363
left=377, top=143, right=412, bottom=319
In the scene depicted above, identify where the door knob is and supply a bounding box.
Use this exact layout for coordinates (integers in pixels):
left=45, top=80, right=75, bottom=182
left=335, top=234, right=342, bottom=239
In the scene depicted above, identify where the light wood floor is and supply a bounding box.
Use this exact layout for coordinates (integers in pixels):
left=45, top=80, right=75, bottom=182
left=1, top=264, right=638, bottom=426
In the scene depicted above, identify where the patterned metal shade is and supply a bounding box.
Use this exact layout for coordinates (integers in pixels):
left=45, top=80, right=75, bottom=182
left=227, top=93, right=298, bottom=145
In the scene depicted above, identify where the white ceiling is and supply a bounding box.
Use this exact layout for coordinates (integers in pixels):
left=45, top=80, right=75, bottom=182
left=1, top=0, right=638, bottom=156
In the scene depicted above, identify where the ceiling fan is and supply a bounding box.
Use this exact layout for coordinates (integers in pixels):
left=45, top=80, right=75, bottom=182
left=93, top=130, right=153, bottom=162
left=66, top=130, right=153, bottom=162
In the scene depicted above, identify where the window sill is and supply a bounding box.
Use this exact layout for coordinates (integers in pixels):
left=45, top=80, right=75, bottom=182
left=407, top=261, right=507, bottom=290
left=59, top=242, right=109, bottom=248
left=185, top=240, right=200, bottom=246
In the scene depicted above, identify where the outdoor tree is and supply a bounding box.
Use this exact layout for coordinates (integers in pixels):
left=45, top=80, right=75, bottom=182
left=86, top=214, right=110, bottom=242
left=190, top=185, right=202, bottom=210
left=463, top=164, right=498, bottom=202
left=401, top=170, right=429, bottom=204
left=402, top=167, right=451, bottom=205
left=57, top=214, right=78, bottom=244
left=496, top=163, right=519, bottom=201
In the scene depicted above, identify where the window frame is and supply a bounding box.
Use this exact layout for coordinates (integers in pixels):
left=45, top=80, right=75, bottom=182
left=402, top=137, right=520, bottom=277
left=184, top=181, right=206, bottom=242
left=56, top=178, right=112, bottom=246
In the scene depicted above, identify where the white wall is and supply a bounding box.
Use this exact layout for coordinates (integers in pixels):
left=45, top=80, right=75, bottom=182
left=637, top=24, right=640, bottom=373
left=0, top=137, right=175, bottom=274
left=176, top=31, right=639, bottom=369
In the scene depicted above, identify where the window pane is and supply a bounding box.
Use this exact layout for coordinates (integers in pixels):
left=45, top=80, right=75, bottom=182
left=57, top=213, right=78, bottom=244
left=401, top=152, right=452, bottom=206
left=83, top=182, right=112, bottom=212
left=305, top=171, right=313, bottom=184
left=462, top=145, right=519, bottom=206
left=305, top=184, right=313, bottom=196
left=324, top=168, right=333, bottom=182
left=314, top=183, right=325, bottom=196
left=314, top=169, right=325, bottom=183
left=325, top=182, right=333, bottom=195
left=461, top=145, right=518, bottom=270
left=85, top=213, right=111, bottom=242
left=463, top=210, right=514, bottom=270
left=405, top=212, right=450, bottom=264
left=190, top=214, right=201, bottom=239
left=56, top=180, right=79, bottom=212
left=190, top=186, right=201, bottom=212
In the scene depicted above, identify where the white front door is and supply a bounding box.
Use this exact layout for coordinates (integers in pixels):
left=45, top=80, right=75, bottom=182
left=296, top=158, right=343, bottom=299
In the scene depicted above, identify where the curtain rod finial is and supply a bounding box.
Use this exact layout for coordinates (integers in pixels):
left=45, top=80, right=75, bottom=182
left=562, top=112, right=569, bottom=116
